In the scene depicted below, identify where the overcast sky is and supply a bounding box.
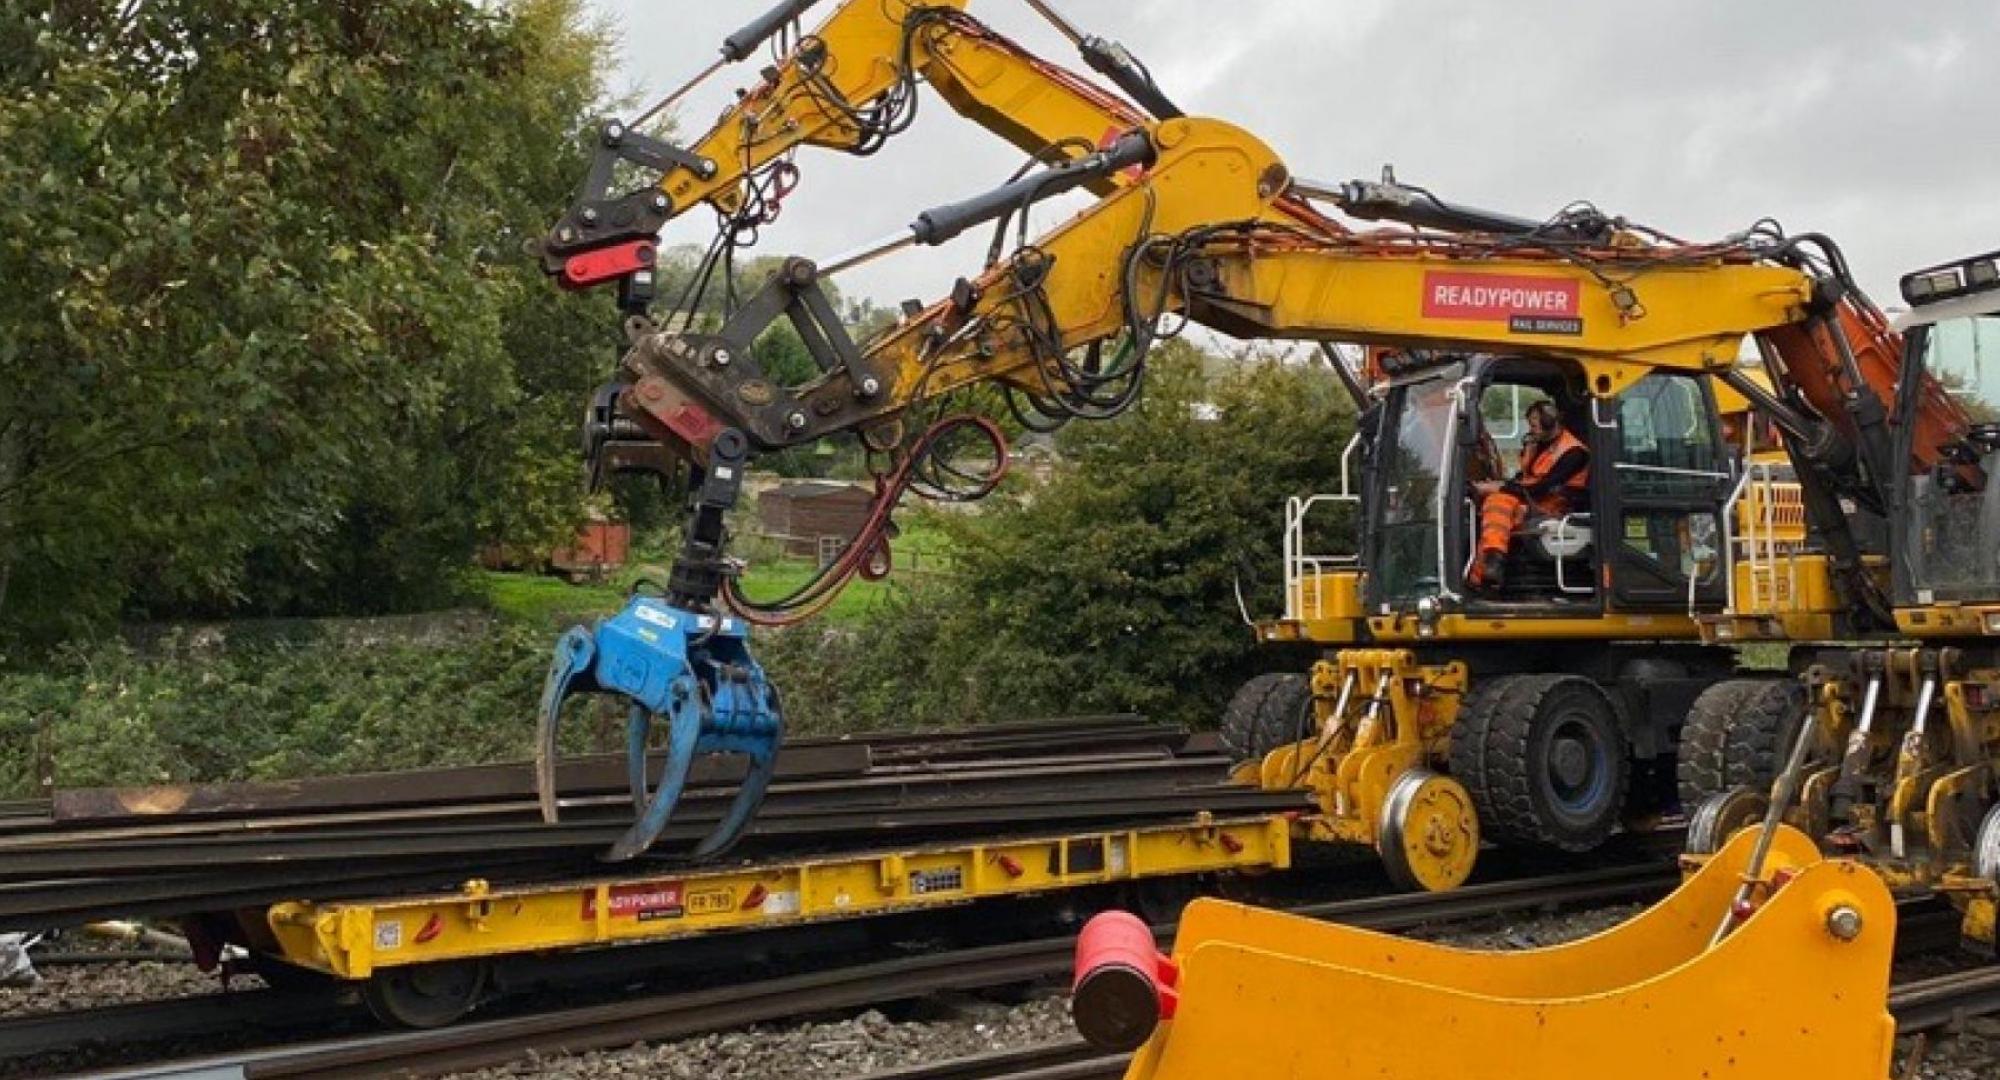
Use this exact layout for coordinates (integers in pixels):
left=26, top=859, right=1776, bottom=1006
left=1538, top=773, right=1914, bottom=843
left=586, top=0, right=2000, bottom=320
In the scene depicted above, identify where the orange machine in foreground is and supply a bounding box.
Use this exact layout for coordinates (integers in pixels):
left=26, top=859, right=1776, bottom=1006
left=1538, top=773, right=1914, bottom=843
left=1074, top=825, right=1895, bottom=1079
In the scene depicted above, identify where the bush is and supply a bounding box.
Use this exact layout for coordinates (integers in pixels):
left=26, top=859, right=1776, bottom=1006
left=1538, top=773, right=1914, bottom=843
left=0, top=622, right=565, bottom=796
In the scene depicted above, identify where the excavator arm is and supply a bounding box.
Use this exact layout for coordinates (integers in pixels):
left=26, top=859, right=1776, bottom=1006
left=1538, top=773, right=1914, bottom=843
left=536, top=0, right=1350, bottom=298
left=538, top=0, right=1166, bottom=289
left=613, top=115, right=1823, bottom=467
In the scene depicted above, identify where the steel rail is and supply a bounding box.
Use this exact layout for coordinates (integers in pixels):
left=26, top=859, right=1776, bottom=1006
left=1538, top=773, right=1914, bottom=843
left=2, top=795, right=1296, bottom=896
left=0, top=987, right=345, bottom=1063
left=39, top=716, right=1168, bottom=826
left=4, top=743, right=1204, bottom=850
left=75, top=864, right=1679, bottom=1080
left=851, top=1042, right=1114, bottom=1080
left=1889, top=966, right=2000, bottom=1034
left=0, top=750, right=1206, bottom=855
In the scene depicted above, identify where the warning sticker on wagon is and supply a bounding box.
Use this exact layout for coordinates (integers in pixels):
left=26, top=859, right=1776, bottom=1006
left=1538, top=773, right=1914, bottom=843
left=582, top=881, right=685, bottom=921
left=1421, top=272, right=1582, bottom=334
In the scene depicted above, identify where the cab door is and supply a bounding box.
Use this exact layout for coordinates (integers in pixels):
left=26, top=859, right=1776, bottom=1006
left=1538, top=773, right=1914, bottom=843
left=1602, top=372, right=1732, bottom=610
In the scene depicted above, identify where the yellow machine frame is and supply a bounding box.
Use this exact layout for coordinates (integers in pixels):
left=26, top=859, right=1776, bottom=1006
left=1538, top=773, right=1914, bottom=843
left=1244, top=651, right=1478, bottom=891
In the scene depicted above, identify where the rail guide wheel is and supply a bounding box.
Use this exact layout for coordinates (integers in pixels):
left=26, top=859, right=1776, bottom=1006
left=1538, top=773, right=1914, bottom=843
left=1975, top=803, right=2000, bottom=883
left=1377, top=768, right=1480, bottom=892
left=1685, top=786, right=1770, bottom=856
left=362, top=959, right=490, bottom=1029
left=1128, top=873, right=1202, bottom=926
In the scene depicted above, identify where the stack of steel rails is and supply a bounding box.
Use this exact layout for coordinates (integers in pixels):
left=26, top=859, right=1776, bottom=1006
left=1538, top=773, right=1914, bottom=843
left=0, top=798, right=50, bottom=822
left=0, top=715, right=1308, bottom=929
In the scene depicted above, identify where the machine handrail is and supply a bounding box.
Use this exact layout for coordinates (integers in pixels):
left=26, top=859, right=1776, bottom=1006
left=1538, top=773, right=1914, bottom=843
left=1282, top=433, right=1363, bottom=621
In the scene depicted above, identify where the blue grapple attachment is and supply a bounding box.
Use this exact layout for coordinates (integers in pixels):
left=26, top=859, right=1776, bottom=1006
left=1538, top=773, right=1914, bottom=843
left=536, top=595, right=782, bottom=861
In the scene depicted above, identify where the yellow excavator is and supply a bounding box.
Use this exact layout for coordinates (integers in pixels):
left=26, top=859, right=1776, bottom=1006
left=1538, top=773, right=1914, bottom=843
left=531, top=1, right=2000, bottom=1074
left=532, top=0, right=1920, bottom=893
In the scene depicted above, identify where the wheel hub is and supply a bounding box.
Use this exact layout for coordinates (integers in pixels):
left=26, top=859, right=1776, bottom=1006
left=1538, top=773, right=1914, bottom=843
left=1550, top=737, right=1590, bottom=789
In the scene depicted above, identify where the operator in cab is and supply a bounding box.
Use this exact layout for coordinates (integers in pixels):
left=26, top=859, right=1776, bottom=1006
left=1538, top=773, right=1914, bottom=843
left=1468, top=400, right=1590, bottom=590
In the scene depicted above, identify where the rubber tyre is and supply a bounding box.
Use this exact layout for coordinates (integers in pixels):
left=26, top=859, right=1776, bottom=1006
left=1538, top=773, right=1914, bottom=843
left=1720, top=679, right=1810, bottom=792
left=1219, top=673, right=1313, bottom=766
left=1676, top=679, right=1765, bottom=812
left=1448, top=675, right=1538, bottom=808
left=1463, top=674, right=1631, bottom=853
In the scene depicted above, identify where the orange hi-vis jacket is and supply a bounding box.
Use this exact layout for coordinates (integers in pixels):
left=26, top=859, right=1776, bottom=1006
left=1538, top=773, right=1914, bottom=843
left=1472, top=429, right=1590, bottom=580
left=1514, top=428, right=1590, bottom=515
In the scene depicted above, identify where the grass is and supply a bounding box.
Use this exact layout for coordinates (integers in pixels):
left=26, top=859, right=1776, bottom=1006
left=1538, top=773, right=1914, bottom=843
left=476, top=517, right=958, bottom=627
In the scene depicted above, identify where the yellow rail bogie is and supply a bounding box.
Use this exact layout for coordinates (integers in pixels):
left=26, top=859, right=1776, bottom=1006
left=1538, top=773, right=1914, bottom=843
left=1251, top=650, right=1476, bottom=889
left=1121, top=826, right=1894, bottom=1080
left=262, top=816, right=1289, bottom=979
left=1730, top=652, right=2000, bottom=942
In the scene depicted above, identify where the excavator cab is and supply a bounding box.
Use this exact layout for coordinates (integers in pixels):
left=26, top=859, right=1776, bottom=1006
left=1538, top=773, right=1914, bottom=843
left=1366, top=353, right=1732, bottom=618
left=1892, top=251, right=2000, bottom=609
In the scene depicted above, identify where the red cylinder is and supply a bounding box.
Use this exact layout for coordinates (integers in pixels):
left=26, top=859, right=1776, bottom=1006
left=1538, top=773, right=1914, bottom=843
left=1072, top=910, right=1176, bottom=1052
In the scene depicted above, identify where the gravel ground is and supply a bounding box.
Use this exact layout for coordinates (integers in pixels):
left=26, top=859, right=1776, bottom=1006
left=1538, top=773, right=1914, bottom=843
left=0, top=957, right=249, bottom=1018
left=1908, top=1021, right=2000, bottom=1080
left=452, top=995, right=1076, bottom=1080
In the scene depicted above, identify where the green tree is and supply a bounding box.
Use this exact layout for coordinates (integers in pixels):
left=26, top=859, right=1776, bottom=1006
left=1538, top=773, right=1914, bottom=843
left=0, top=0, right=617, bottom=644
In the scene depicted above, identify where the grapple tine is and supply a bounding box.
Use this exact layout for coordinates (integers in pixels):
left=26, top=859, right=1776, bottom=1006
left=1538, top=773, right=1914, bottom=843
left=688, top=674, right=783, bottom=860
left=624, top=702, right=652, bottom=816
left=692, top=742, right=776, bottom=859
left=535, top=628, right=598, bottom=825
left=605, top=690, right=705, bottom=863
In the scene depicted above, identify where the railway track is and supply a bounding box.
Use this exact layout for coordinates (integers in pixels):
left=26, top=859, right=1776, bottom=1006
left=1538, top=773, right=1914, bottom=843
left=43, top=862, right=1676, bottom=1079
left=0, top=988, right=357, bottom=1065
left=860, top=1042, right=1114, bottom=1080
